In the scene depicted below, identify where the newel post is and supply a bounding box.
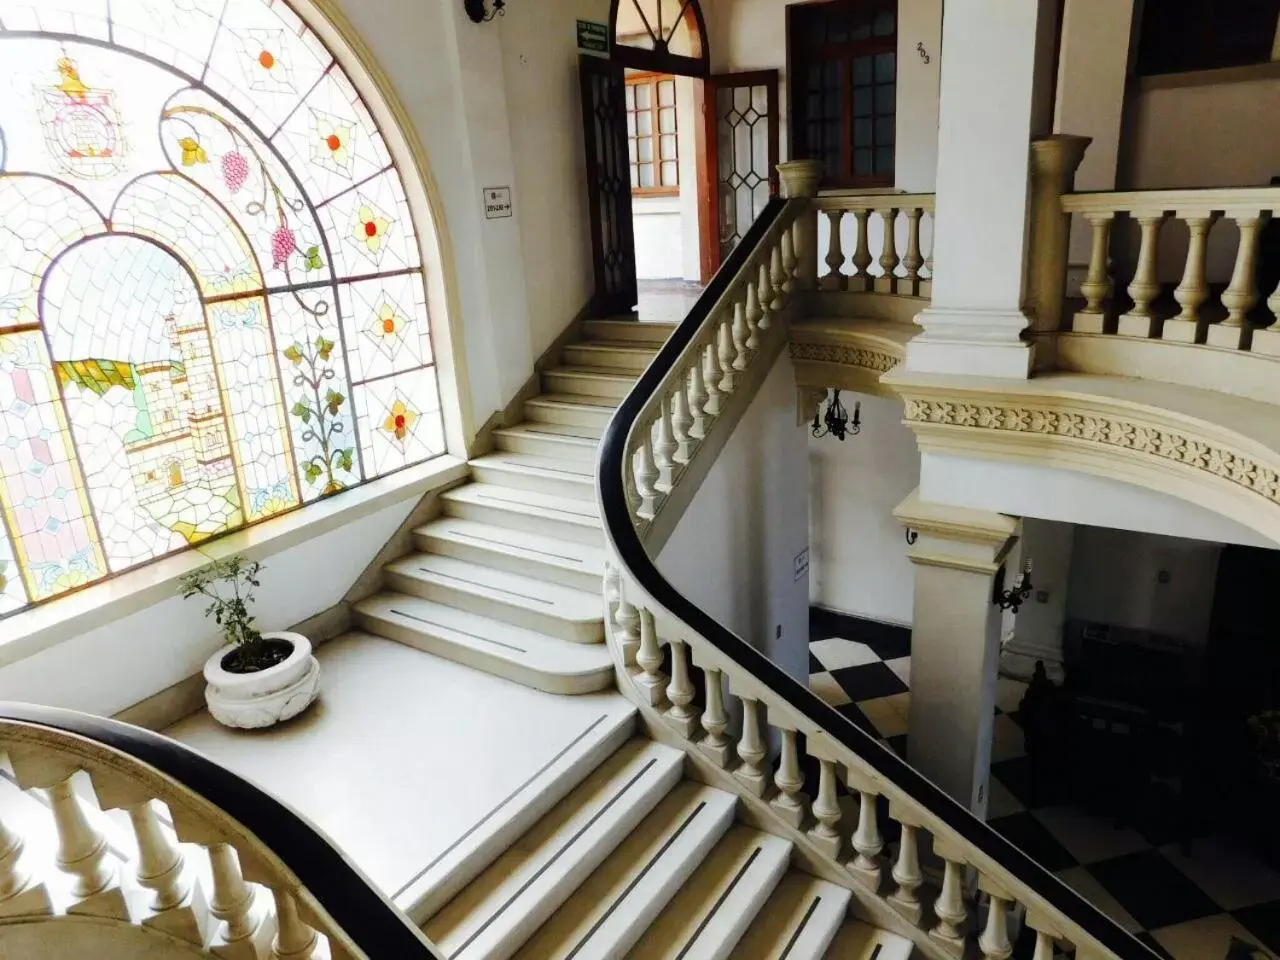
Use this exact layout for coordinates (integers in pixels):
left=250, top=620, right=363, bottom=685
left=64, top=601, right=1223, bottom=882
left=777, top=160, right=824, bottom=291
left=1026, top=135, right=1091, bottom=334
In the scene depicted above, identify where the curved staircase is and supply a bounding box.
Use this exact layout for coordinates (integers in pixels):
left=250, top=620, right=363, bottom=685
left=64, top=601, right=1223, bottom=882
left=353, top=319, right=676, bottom=696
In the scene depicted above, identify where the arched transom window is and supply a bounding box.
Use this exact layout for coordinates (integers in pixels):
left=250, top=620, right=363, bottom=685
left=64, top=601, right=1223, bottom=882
left=0, top=0, right=446, bottom=617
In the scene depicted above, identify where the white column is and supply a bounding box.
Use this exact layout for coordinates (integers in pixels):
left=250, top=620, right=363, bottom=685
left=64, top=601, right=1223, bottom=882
left=906, top=0, right=1046, bottom=379
left=895, top=492, right=1019, bottom=815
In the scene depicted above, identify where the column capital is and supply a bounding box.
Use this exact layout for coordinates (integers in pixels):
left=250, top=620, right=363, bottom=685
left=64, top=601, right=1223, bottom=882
left=1029, top=134, right=1091, bottom=184
left=776, top=160, right=824, bottom=199
left=893, top=490, right=1019, bottom=574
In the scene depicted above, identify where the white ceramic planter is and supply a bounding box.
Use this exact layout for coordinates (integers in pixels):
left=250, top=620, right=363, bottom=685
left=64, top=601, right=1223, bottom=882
left=203, top=631, right=320, bottom=730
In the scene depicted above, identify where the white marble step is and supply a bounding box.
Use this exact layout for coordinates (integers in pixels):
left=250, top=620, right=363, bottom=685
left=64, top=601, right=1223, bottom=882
left=731, top=872, right=851, bottom=960
left=469, top=452, right=594, bottom=500
left=492, top=423, right=601, bottom=462
left=581, top=319, right=678, bottom=344
left=626, top=826, right=792, bottom=960
left=384, top=554, right=604, bottom=644
left=395, top=705, right=637, bottom=925
left=562, top=341, right=659, bottom=374
left=440, top=482, right=600, bottom=545
left=414, top=517, right=605, bottom=593
left=542, top=367, right=636, bottom=401
left=825, top=918, right=914, bottom=960
left=511, top=781, right=737, bottom=960
left=523, top=394, right=618, bottom=430
left=423, top=738, right=685, bottom=960
left=353, top=594, right=614, bottom=695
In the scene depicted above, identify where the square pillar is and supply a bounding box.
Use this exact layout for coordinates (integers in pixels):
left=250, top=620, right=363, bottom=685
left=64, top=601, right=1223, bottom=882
left=894, top=491, right=1019, bottom=817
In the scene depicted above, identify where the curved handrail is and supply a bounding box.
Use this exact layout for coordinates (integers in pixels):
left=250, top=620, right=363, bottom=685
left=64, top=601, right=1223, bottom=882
left=596, top=203, right=1157, bottom=958
left=0, top=701, right=441, bottom=959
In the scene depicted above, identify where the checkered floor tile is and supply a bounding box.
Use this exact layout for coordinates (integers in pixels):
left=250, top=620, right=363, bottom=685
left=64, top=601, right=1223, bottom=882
left=808, top=609, right=1280, bottom=960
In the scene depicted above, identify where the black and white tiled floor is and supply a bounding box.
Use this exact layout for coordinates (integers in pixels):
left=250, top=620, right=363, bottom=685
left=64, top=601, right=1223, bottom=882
left=808, top=607, right=1280, bottom=960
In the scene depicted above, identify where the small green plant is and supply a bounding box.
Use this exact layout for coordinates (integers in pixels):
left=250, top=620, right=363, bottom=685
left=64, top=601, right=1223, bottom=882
left=179, top=554, right=264, bottom=653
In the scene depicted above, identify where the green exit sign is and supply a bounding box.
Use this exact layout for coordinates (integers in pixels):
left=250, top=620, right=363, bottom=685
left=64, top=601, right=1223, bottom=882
left=577, top=19, right=609, bottom=57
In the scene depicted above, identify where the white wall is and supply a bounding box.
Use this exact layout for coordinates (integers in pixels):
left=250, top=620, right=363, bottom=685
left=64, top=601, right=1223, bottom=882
left=808, top=393, right=919, bottom=625
left=634, top=196, right=686, bottom=279
left=657, top=356, right=812, bottom=683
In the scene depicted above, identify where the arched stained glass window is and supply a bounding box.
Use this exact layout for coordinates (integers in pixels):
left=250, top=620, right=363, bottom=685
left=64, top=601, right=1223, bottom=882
left=611, top=0, right=709, bottom=75
left=0, top=0, right=446, bottom=617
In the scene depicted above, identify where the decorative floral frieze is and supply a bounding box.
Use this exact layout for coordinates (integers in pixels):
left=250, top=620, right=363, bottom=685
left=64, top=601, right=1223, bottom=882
left=788, top=341, right=901, bottom=373
left=903, top=398, right=1280, bottom=506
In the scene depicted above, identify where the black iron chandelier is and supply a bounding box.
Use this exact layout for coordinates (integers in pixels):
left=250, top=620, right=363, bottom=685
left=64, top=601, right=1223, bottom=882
left=811, top=389, right=861, bottom=441
left=994, top=559, right=1034, bottom=614
left=464, top=0, right=505, bottom=22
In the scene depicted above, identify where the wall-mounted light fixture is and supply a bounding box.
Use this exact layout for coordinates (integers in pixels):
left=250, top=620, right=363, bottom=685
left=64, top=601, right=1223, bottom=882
left=811, top=389, right=860, bottom=441
left=994, top=559, right=1034, bottom=614
left=464, top=0, right=505, bottom=23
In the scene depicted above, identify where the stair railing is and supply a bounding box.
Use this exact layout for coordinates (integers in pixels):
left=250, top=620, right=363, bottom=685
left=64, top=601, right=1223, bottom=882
left=596, top=165, right=1157, bottom=960
left=0, top=701, right=442, bottom=959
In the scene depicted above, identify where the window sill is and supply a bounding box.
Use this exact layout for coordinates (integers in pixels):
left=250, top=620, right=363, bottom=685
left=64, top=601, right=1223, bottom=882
left=1139, top=60, right=1280, bottom=92
left=0, top=455, right=469, bottom=671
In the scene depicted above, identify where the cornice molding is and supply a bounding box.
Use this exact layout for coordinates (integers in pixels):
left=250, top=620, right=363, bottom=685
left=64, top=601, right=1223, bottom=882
left=788, top=341, right=902, bottom=373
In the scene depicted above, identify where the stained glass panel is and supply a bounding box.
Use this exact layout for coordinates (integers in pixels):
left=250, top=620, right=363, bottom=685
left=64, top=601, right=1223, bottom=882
left=0, top=0, right=445, bottom=617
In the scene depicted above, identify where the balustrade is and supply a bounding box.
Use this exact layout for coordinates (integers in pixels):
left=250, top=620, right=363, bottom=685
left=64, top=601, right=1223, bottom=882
left=814, top=195, right=935, bottom=297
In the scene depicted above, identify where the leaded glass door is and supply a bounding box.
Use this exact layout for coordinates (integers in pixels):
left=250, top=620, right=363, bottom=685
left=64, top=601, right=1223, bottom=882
left=702, top=71, right=779, bottom=280
left=579, top=55, right=638, bottom=316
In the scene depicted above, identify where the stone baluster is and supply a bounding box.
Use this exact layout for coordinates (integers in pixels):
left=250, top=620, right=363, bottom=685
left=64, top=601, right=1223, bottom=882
left=822, top=209, right=847, bottom=290
left=271, top=888, right=319, bottom=960
left=1074, top=212, right=1114, bottom=329
left=716, top=315, right=737, bottom=393
left=634, top=607, right=668, bottom=706
left=846, top=771, right=883, bottom=890
left=1022, top=912, right=1065, bottom=960
left=1269, top=275, right=1280, bottom=325
left=48, top=777, right=115, bottom=900
left=687, top=358, right=709, bottom=440
left=1165, top=212, right=1218, bottom=344
left=744, top=283, right=762, bottom=351
left=653, top=393, right=677, bottom=485
left=875, top=208, right=900, bottom=293
left=0, top=814, right=37, bottom=908
left=1117, top=211, right=1165, bottom=339
left=623, top=446, right=643, bottom=520
left=208, top=842, right=263, bottom=950
left=664, top=640, right=699, bottom=737
left=930, top=849, right=970, bottom=956
left=768, top=726, right=808, bottom=828
left=702, top=342, right=724, bottom=415
left=757, top=263, right=775, bottom=330
left=1208, top=210, right=1265, bottom=350
left=781, top=228, right=798, bottom=294
left=612, top=581, right=641, bottom=663
left=978, top=890, right=1014, bottom=960
left=634, top=431, right=660, bottom=516
left=699, top=667, right=733, bottom=767
left=670, top=377, right=694, bottom=462
left=734, top=697, right=769, bottom=797
left=770, top=243, right=788, bottom=312
left=731, top=301, right=750, bottom=370
left=127, top=801, right=191, bottom=913
left=603, top=562, right=621, bottom=613
left=850, top=209, right=873, bottom=291
left=902, top=208, right=924, bottom=295
left=923, top=210, right=936, bottom=295
left=807, top=758, right=842, bottom=859
left=888, top=818, right=924, bottom=925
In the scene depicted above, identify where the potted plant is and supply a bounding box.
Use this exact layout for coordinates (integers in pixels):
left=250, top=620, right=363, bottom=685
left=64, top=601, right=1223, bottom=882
left=180, top=554, right=320, bottom=730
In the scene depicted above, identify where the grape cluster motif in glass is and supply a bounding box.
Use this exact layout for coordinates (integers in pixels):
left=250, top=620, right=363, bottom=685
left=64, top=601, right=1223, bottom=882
left=0, top=0, right=445, bottom=617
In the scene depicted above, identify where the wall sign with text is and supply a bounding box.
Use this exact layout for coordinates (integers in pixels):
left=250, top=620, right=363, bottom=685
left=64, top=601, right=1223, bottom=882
left=483, top=186, right=513, bottom=219
left=577, top=19, right=609, bottom=57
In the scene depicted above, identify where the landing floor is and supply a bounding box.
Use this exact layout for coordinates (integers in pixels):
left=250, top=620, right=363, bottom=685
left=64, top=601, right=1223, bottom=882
left=165, top=632, right=633, bottom=901
left=807, top=608, right=1280, bottom=960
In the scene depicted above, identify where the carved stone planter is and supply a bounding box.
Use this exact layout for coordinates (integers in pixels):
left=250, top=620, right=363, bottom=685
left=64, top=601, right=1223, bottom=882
left=203, top=632, right=320, bottom=730
left=776, top=159, right=825, bottom=199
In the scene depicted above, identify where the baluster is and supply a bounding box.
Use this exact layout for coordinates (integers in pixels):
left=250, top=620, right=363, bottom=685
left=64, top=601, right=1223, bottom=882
left=48, top=777, right=114, bottom=900
left=931, top=853, right=970, bottom=955
left=687, top=359, right=709, bottom=439
left=1029, top=930, right=1055, bottom=960
left=623, top=447, right=643, bottom=520
left=128, top=801, right=191, bottom=912
left=699, top=668, right=733, bottom=767
left=807, top=758, right=842, bottom=859
left=603, top=562, right=621, bottom=612
left=769, top=727, right=808, bottom=828
left=744, top=283, right=762, bottom=351
left=635, top=607, right=668, bottom=705
left=875, top=208, right=900, bottom=293
left=702, top=342, right=724, bottom=415
left=1165, top=213, right=1217, bottom=343
left=757, top=263, right=775, bottom=330
left=822, top=209, right=847, bottom=290
left=922, top=210, right=936, bottom=295
left=978, top=891, right=1014, bottom=960
left=782, top=227, right=798, bottom=294
left=888, top=821, right=924, bottom=925
left=1269, top=275, right=1280, bottom=325
left=847, top=780, right=883, bottom=890
left=770, top=244, right=787, bottom=311
left=271, top=888, right=319, bottom=960
left=731, top=301, right=750, bottom=370
left=1075, top=212, right=1114, bottom=330
left=1209, top=211, right=1264, bottom=350
left=0, top=816, right=27, bottom=903
left=208, top=843, right=263, bottom=949
left=735, top=697, right=769, bottom=797
left=716, top=316, right=737, bottom=393
left=902, top=208, right=924, bottom=294
left=613, top=581, right=640, bottom=663
left=670, top=378, right=694, bottom=462
left=1118, top=212, right=1165, bottom=338
left=664, top=639, right=699, bottom=737
left=850, top=209, right=873, bottom=291
left=654, top=392, right=677, bottom=484
left=635, top=432, right=660, bottom=516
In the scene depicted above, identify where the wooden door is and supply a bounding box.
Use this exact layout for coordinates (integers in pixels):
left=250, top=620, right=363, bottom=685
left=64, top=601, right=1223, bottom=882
left=579, top=55, right=638, bottom=317
left=699, top=70, right=780, bottom=282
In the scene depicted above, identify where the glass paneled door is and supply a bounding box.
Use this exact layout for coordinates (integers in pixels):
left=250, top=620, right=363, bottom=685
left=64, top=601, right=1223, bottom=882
left=701, top=71, right=780, bottom=282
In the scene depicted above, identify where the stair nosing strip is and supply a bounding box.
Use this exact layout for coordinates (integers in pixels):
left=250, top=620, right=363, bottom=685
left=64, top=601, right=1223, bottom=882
left=562, top=800, right=709, bottom=960
left=412, top=568, right=557, bottom=608
left=392, top=714, right=612, bottom=900
left=502, top=427, right=599, bottom=441
left=777, top=895, right=823, bottom=960
left=435, top=530, right=587, bottom=566
left=487, top=458, right=592, bottom=478
left=385, top=608, right=527, bottom=652
left=672, top=846, right=764, bottom=960
left=447, top=757, right=662, bottom=959
left=471, top=490, right=595, bottom=520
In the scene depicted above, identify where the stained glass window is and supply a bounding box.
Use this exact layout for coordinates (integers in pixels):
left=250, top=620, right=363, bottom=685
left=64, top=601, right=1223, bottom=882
left=0, top=0, right=446, bottom=617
